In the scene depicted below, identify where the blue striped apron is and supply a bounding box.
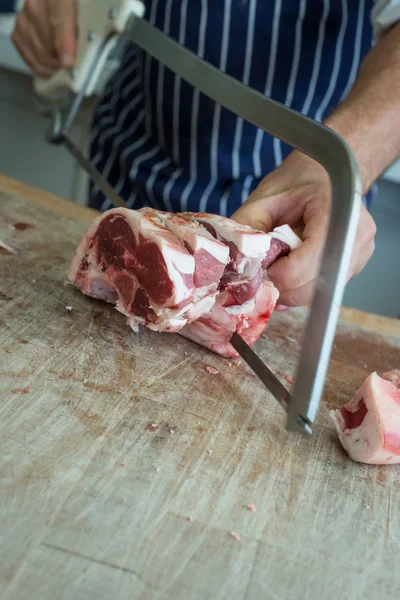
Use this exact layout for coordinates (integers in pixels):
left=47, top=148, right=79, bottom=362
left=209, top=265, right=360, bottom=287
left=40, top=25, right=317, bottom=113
left=89, top=0, right=375, bottom=215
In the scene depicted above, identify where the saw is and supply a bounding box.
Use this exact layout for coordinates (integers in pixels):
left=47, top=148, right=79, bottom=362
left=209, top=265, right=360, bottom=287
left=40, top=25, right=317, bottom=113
left=34, top=0, right=362, bottom=436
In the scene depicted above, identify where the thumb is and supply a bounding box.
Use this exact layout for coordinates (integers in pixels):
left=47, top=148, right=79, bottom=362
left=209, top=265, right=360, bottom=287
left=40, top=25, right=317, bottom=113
left=49, top=0, right=77, bottom=67
left=266, top=203, right=329, bottom=306
left=231, top=196, right=275, bottom=233
left=231, top=181, right=306, bottom=233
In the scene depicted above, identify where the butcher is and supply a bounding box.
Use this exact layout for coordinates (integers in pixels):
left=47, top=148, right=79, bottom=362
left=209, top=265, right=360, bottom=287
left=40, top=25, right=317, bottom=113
left=7, top=0, right=400, bottom=307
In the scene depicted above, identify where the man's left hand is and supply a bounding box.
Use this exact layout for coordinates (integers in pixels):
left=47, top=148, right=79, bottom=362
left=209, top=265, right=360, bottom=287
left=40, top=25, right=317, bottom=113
left=232, top=150, right=376, bottom=307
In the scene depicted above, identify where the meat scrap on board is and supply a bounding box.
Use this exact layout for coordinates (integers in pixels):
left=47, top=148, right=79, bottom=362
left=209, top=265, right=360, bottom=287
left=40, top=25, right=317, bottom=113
left=68, top=208, right=301, bottom=358
left=330, top=370, right=400, bottom=464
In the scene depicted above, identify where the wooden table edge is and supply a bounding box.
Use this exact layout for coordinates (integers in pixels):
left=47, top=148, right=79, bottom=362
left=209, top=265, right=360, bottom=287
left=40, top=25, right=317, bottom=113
left=0, top=173, right=99, bottom=223
left=2, top=173, right=399, bottom=338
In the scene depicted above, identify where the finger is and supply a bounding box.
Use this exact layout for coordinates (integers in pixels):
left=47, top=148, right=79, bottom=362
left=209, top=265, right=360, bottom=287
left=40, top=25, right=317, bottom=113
left=267, top=200, right=329, bottom=292
left=276, top=279, right=316, bottom=307
left=232, top=184, right=311, bottom=232
left=12, top=28, right=56, bottom=78
left=232, top=198, right=274, bottom=232
left=276, top=237, right=374, bottom=307
left=16, top=12, right=60, bottom=70
left=23, top=0, right=57, bottom=57
left=47, top=0, right=77, bottom=67
left=347, top=208, right=376, bottom=278
left=275, top=240, right=371, bottom=308
left=271, top=209, right=375, bottom=306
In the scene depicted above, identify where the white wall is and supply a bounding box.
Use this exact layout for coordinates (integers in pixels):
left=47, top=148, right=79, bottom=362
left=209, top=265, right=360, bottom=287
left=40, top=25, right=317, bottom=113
left=0, top=15, right=28, bottom=74
left=344, top=181, right=400, bottom=319
left=0, top=15, right=92, bottom=205
left=0, top=66, right=93, bottom=205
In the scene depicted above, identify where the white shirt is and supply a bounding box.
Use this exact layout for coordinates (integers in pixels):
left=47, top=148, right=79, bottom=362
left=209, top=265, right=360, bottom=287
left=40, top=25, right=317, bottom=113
left=373, top=0, right=400, bottom=41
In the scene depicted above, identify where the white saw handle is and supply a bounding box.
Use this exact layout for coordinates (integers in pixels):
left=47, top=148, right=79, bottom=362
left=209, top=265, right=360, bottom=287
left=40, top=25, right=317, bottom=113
left=34, top=0, right=145, bottom=99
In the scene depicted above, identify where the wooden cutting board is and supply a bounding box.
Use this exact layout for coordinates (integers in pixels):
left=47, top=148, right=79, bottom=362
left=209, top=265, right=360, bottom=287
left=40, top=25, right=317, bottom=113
left=1, top=178, right=400, bottom=600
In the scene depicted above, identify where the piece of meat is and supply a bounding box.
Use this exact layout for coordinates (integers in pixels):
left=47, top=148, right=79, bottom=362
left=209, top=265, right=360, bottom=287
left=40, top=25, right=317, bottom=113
left=329, top=370, right=400, bottom=464
left=180, top=280, right=279, bottom=358
left=263, top=226, right=302, bottom=314
left=184, top=212, right=273, bottom=306
left=144, top=209, right=230, bottom=300
left=183, top=212, right=272, bottom=263
left=69, top=207, right=300, bottom=356
left=69, top=208, right=199, bottom=332
left=185, top=215, right=301, bottom=304
left=206, top=366, right=219, bottom=375
left=266, top=225, right=302, bottom=266
left=178, top=218, right=300, bottom=357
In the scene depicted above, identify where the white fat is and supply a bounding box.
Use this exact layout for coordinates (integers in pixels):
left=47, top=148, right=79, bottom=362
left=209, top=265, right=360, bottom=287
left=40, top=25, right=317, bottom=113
left=166, top=269, right=193, bottom=304
left=154, top=304, right=191, bottom=319
left=146, top=237, right=194, bottom=305
left=153, top=294, right=215, bottom=323
left=126, top=300, right=189, bottom=331
left=194, top=235, right=230, bottom=263
left=195, top=215, right=271, bottom=257
left=233, top=233, right=271, bottom=257
left=125, top=209, right=195, bottom=304
left=147, top=317, right=187, bottom=331
left=164, top=245, right=195, bottom=274
left=127, top=315, right=144, bottom=330
left=271, top=225, right=302, bottom=250
left=164, top=216, right=230, bottom=264
left=194, top=284, right=218, bottom=301
left=234, top=256, right=247, bottom=275
left=230, top=256, right=263, bottom=279
left=225, top=299, right=255, bottom=314
left=186, top=295, right=216, bottom=320
left=129, top=321, right=140, bottom=333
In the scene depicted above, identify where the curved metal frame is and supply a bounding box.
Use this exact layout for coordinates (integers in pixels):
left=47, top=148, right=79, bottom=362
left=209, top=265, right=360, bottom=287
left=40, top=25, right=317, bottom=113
left=127, top=17, right=362, bottom=435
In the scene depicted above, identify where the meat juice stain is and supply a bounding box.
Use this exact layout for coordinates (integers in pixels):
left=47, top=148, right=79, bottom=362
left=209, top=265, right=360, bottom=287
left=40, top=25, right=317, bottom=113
left=13, top=222, right=34, bottom=231
left=145, top=422, right=158, bottom=431
left=376, top=470, right=387, bottom=487
left=11, top=388, right=29, bottom=395
left=340, top=399, right=368, bottom=429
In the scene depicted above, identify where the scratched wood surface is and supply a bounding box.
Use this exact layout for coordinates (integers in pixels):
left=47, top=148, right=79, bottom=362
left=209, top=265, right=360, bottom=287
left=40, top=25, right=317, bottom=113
left=1, top=184, right=400, bottom=600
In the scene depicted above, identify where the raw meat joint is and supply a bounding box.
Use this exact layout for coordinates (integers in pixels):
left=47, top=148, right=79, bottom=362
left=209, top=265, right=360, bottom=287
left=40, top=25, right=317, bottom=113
left=330, top=370, right=400, bottom=465
left=68, top=208, right=301, bottom=358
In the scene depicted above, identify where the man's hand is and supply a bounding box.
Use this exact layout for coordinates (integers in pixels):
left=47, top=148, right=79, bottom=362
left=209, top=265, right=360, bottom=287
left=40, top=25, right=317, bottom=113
left=232, top=151, right=376, bottom=307
left=235, top=19, right=400, bottom=308
left=12, top=0, right=77, bottom=78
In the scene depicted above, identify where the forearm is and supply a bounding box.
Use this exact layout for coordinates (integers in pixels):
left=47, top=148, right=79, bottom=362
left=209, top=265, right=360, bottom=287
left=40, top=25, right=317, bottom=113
left=324, top=21, right=400, bottom=195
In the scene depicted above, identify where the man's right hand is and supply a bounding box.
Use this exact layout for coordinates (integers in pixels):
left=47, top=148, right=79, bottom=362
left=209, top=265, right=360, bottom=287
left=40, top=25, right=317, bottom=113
left=12, top=0, right=77, bottom=78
